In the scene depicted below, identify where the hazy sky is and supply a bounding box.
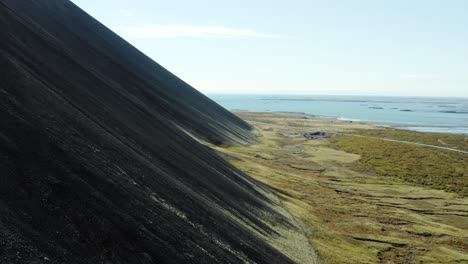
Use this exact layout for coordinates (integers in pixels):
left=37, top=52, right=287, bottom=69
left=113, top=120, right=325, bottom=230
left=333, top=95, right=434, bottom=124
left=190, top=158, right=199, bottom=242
left=70, top=0, right=468, bottom=97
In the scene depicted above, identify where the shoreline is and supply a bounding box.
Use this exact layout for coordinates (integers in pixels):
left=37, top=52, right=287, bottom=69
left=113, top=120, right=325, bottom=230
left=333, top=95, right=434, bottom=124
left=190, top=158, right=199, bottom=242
left=239, top=110, right=468, bottom=135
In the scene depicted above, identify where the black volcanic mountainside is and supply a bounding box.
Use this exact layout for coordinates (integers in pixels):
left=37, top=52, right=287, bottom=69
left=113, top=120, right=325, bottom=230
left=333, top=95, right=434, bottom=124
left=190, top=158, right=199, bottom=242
left=0, top=1, right=297, bottom=263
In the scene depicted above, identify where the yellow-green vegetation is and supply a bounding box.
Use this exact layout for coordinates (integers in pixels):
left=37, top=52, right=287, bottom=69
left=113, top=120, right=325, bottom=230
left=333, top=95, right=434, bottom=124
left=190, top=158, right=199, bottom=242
left=214, top=112, right=468, bottom=264
left=331, top=135, right=468, bottom=196
left=350, top=128, right=468, bottom=152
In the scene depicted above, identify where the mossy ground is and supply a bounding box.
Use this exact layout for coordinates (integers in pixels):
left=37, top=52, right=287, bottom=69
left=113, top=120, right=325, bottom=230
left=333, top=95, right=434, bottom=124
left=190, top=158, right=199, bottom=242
left=348, top=128, right=468, bottom=152
left=331, top=134, right=468, bottom=196
left=215, top=112, right=468, bottom=264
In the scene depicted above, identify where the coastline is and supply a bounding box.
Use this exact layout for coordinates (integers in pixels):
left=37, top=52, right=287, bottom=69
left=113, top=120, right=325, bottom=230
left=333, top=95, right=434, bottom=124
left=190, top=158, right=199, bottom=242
left=210, top=94, right=468, bottom=135
left=261, top=110, right=468, bottom=135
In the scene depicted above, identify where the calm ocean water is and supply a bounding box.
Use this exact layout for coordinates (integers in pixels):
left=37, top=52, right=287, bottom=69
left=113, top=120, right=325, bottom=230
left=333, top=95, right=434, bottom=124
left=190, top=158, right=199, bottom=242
left=208, top=94, right=468, bottom=135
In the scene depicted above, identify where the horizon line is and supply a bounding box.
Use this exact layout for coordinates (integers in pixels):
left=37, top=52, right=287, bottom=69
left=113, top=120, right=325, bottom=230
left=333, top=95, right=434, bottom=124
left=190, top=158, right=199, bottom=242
left=204, top=93, right=468, bottom=99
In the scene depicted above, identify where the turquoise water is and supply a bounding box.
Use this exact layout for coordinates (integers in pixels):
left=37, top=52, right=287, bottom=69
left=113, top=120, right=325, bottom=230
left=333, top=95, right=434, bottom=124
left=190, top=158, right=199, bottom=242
left=208, top=94, right=468, bottom=134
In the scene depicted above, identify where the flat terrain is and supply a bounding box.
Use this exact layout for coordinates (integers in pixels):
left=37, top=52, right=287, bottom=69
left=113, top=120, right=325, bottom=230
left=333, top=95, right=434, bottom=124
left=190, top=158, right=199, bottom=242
left=215, top=112, right=468, bottom=264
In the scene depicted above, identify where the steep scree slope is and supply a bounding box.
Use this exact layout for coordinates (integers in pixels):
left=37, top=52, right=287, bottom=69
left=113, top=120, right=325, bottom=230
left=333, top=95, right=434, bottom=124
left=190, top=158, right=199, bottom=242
left=0, top=0, right=295, bottom=263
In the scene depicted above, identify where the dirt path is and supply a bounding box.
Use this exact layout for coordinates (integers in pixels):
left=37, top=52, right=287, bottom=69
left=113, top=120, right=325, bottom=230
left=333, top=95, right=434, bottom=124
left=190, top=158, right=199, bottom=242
left=343, top=134, right=468, bottom=154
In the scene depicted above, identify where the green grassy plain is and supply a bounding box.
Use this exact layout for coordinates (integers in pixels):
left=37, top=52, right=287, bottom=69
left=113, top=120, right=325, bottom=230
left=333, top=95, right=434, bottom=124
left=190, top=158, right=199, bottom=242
left=216, top=112, right=468, bottom=264
left=331, top=134, right=468, bottom=196
left=349, top=128, right=468, bottom=152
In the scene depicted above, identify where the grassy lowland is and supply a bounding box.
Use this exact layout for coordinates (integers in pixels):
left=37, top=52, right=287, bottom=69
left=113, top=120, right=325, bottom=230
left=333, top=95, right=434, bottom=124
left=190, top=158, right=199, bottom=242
left=217, top=112, right=468, bottom=264
left=331, top=131, right=468, bottom=196
left=349, top=128, right=468, bottom=152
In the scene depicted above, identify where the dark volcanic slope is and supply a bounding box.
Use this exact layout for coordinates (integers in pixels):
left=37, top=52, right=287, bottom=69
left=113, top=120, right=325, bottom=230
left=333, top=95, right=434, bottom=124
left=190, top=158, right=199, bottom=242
left=0, top=1, right=294, bottom=263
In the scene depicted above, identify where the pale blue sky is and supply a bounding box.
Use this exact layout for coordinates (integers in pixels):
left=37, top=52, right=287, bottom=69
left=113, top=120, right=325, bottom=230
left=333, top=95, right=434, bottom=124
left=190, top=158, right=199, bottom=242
left=71, top=0, right=468, bottom=97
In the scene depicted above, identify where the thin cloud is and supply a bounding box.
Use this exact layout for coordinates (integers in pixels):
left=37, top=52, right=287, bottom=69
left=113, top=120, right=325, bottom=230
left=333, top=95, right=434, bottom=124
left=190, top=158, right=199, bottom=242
left=400, top=73, right=439, bottom=80
left=115, top=9, right=135, bottom=18
left=113, top=24, right=282, bottom=39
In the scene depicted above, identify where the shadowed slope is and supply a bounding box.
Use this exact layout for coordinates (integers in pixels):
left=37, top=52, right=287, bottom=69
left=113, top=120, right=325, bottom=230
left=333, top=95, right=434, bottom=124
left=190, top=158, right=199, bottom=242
left=0, top=1, right=295, bottom=263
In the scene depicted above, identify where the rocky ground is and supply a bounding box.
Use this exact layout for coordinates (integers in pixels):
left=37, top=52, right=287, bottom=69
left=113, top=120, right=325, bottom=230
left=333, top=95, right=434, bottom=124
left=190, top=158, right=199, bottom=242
left=0, top=2, right=308, bottom=263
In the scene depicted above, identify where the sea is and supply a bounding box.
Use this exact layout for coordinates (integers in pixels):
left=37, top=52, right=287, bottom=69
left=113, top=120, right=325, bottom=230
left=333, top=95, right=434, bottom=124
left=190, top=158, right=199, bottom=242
left=208, top=94, right=468, bottom=135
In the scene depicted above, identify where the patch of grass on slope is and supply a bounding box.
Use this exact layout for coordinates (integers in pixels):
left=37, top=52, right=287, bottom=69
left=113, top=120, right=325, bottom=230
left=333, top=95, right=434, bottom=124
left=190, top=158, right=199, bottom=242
left=331, top=135, right=468, bottom=196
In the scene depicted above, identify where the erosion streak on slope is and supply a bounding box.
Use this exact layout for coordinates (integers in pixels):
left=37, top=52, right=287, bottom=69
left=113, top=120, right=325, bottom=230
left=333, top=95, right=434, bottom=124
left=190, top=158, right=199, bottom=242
left=0, top=1, right=308, bottom=263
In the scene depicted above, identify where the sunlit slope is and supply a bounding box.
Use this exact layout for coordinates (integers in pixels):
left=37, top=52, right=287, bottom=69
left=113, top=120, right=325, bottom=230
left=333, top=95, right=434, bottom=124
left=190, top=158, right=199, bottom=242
left=0, top=1, right=300, bottom=263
